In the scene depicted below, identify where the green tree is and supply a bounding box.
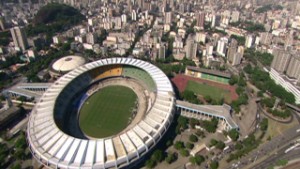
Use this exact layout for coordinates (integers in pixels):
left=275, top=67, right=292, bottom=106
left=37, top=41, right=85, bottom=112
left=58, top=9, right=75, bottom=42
left=11, top=163, right=21, bottom=169
left=189, top=134, right=198, bottom=142
left=174, top=141, right=185, bottom=150
left=151, top=149, right=164, bottom=163
left=201, top=118, right=218, bottom=133
left=165, top=152, right=177, bottom=164
left=145, top=159, right=156, bottom=168
left=204, top=95, right=212, bottom=103
left=185, top=142, right=194, bottom=149
left=177, top=116, right=189, bottom=130
left=181, top=90, right=200, bottom=104
left=260, top=118, right=268, bottom=131
left=189, top=118, right=199, bottom=129
left=235, top=142, right=243, bottom=150
left=180, top=149, right=189, bottom=157
left=195, top=129, right=205, bottom=138
left=228, top=129, right=239, bottom=141
left=190, top=155, right=205, bottom=165
left=15, top=133, right=27, bottom=149
left=216, top=141, right=225, bottom=150
left=210, top=139, right=218, bottom=146
left=210, top=160, right=219, bottom=169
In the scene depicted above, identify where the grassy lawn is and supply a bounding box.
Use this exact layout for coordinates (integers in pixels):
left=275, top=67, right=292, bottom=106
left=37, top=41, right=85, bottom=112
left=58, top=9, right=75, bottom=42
left=262, top=116, right=298, bottom=142
left=79, top=85, right=137, bottom=138
left=185, top=80, right=231, bottom=102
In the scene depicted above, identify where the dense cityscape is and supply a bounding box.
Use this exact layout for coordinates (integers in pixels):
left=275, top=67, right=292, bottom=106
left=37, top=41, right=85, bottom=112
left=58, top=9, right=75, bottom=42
left=1, top=0, right=300, bottom=169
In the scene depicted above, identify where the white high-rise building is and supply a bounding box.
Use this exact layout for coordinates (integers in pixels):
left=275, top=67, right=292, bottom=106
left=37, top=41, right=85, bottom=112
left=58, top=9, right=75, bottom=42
left=211, top=15, right=216, bottom=28
left=165, top=12, right=172, bottom=24
left=121, top=14, right=127, bottom=24
left=131, top=10, right=137, bottom=21
left=206, top=44, right=214, bottom=56
left=217, top=37, right=228, bottom=57
left=195, top=32, right=206, bottom=44
left=231, top=11, right=240, bottom=23
left=232, top=53, right=243, bottom=66
left=245, top=35, right=253, bottom=48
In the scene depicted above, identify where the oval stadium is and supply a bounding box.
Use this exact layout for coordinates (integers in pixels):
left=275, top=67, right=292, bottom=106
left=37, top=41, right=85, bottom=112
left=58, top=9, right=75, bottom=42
left=27, top=58, right=175, bottom=168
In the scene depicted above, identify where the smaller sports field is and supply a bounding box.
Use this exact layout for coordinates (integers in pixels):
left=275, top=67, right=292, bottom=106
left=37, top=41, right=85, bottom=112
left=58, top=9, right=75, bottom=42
left=186, top=81, right=231, bottom=102
left=79, top=85, right=137, bottom=138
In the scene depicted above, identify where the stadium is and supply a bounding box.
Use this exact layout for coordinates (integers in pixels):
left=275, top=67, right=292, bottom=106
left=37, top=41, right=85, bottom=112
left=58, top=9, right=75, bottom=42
left=27, top=58, right=175, bottom=168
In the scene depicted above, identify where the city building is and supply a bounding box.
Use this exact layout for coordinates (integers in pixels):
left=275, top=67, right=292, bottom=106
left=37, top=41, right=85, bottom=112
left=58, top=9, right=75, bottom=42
left=195, top=32, right=206, bottom=44
left=131, top=10, right=137, bottom=21
left=286, top=55, right=300, bottom=80
left=270, top=68, right=300, bottom=104
left=227, top=39, right=238, bottom=64
left=196, top=12, right=205, bottom=29
left=206, top=43, right=214, bottom=56
left=271, top=48, right=291, bottom=73
left=0, top=17, right=6, bottom=31
left=232, top=53, right=243, bottom=66
left=165, top=11, right=172, bottom=24
left=185, top=66, right=231, bottom=84
left=230, top=11, right=240, bottom=23
left=159, top=44, right=166, bottom=59
left=260, top=32, right=273, bottom=46
left=217, top=37, right=228, bottom=57
left=49, top=55, right=87, bottom=78
left=10, top=26, right=29, bottom=51
left=86, top=32, right=97, bottom=45
left=185, top=36, right=197, bottom=59
left=245, top=35, right=253, bottom=48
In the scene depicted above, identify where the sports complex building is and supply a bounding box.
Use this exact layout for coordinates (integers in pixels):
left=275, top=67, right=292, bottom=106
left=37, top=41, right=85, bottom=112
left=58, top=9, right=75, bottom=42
left=27, top=58, right=176, bottom=168
left=27, top=58, right=238, bottom=169
left=185, top=66, right=231, bottom=84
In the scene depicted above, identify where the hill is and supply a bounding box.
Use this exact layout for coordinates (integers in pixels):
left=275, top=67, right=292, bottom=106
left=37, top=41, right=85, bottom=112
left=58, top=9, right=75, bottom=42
left=26, top=3, right=84, bottom=37
left=34, top=3, right=84, bottom=25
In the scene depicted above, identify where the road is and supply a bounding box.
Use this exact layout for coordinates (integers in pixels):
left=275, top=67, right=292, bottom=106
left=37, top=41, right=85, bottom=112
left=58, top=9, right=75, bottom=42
left=225, top=125, right=300, bottom=169
left=251, top=140, right=300, bottom=169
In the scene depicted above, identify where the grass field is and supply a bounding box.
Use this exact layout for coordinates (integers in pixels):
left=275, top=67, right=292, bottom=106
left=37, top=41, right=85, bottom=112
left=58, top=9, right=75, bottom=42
left=79, top=85, right=137, bottom=138
left=185, top=80, right=232, bottom=102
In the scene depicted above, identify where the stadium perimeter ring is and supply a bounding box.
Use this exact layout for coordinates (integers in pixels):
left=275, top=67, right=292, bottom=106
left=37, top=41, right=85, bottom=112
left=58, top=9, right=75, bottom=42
left=27, top=58, right=175, bottom=169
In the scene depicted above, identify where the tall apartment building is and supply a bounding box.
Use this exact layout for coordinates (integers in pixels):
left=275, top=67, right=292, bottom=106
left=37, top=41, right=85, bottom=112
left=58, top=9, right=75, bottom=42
left=195, top=32, right=206, bottom=44
left=165, top=12, right=172, bottom=24
left=0, top=17, right=5, bottom=31
left=231, top=11, right=240, bottom=23
left=271, top=48, right=291, bottom=73
left=185, top=36, right=197, bottom=59
left=196, top=12, right=205, bottom=29
left=245, top=35, right=253, bottom=48
left=159, top=44, right=166, bottom=59
left=86, top=33, right=97, bottom=45
left=217, top=37, right=228, bottom=57
left=227, top=39, right=238, bottom=63
left=286, top=55, right=300, bottom=79
left=260, top=32, right=273, bottom=46
left=10, top=27, right=29, bottom=51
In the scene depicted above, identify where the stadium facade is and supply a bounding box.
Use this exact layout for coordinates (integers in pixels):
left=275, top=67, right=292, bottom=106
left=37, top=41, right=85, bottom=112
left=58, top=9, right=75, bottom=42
left=27, top=58, right=175, bottom=168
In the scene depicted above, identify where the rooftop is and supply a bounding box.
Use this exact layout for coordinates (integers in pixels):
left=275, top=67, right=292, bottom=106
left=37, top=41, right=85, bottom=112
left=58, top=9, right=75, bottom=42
left=186, top=66, right=231, bottom=78
left=176, top=100, right=238, bottom=129
left=51, top=55, right=86, bottom=73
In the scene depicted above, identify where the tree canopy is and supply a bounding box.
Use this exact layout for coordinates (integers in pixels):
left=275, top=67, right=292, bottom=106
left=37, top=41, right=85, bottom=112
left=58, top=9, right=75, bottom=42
left=26, top=3, right=84, bottom=37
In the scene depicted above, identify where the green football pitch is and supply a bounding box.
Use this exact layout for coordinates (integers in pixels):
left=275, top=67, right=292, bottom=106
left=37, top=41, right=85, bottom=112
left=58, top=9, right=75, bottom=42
left=185, top=81, right=231, bottom=102
left=79, top=85, right=137, bottom=138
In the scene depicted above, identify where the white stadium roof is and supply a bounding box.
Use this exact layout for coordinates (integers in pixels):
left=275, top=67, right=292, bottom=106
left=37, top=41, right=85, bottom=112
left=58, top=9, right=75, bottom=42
left=52, top=55, right=86, bottom=72
left=27, top=58, right=175, bottom=169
